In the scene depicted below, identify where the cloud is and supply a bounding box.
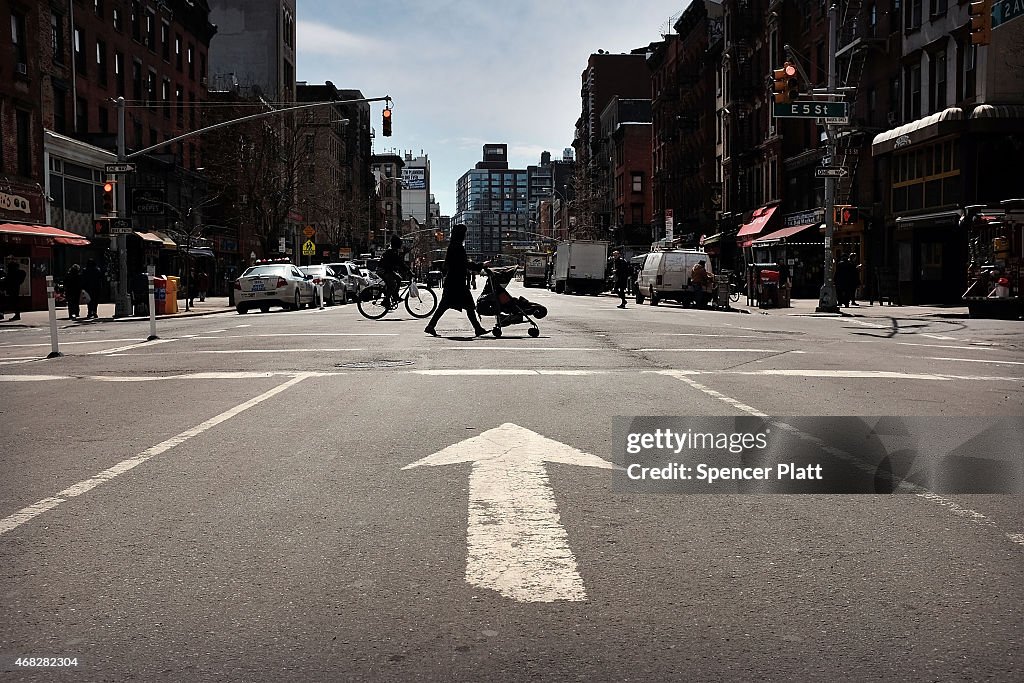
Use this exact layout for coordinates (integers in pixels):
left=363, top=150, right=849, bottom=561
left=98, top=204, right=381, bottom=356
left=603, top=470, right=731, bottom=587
left=295, top=20, right=381, bottom=57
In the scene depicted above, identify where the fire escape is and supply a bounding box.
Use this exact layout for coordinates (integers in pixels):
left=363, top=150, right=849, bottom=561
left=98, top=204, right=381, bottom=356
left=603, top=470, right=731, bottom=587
left=833, top=0, right=886, bottom=207
left=726, top=1, right=763, bottom=213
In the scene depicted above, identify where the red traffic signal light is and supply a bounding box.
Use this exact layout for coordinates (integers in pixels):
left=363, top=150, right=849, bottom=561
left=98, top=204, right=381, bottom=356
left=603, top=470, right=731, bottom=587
left=772, top=62, right=800, bottom=104
left=94, top=219, right=105, bottom=235
left=382, top=108, right=392, bottom=137
left=101, top=181, right=115, bottom=215
left=969, top=0, right=992, bottom=46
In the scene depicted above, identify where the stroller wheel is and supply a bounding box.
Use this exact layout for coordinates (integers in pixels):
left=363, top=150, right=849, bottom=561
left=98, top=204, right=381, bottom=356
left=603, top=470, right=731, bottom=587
left=528, top=327, right=540, bottom=338
left=532, top=305, right=547, bottom=319
left=492, top=326, right=502, bottom=338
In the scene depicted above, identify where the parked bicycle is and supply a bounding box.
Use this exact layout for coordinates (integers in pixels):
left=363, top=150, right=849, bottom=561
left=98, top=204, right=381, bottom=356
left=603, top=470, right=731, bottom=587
left=357, top=277, right=437, bottom=320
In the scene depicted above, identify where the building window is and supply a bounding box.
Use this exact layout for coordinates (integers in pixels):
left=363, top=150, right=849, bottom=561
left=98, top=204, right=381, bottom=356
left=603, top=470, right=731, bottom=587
left=53, top=86, right=68, bottom=134
left=960, top=40, right=976, bottom=100
left=161, top=22, right=170, bottom=61
left=112, top=7, right=121, bottom=32
left=130, top=2, right=141, bottom=42
left=187, top=43, right=194, bottom=80
left=632, top=173, right=643, bottom=193
left=16, top=110, right=32, bottom=176
left=11, top=11, right=28, bottom=66
left=162, top=78, right=171, bottom=118
left=175, top=35, right=182, bottom=70
left=74, top=26, right=86, bottom=75
left=906, top=63, right=921, bottom=120
left=147, top=71, right=157, bottom=108
left=99, top=104, right=109, bottom=133
left=908, top=0, right=923, bottom=30
left=94, top=0, right=104, bottom=18
left=96, top=40, right=107, bottom=86
left=175, top=85, right=184, bottom=125
left=115, top=51, right=125, bottom=95
left=869, top=4, right=878, bottom=36
left=931, top=50, right=947, bottom=111
left=51, top=13, right=65, bottom=65
left=200, top=53, right=206, bottom=84
left=132, top=60, right=142, bottom=100
left=76, top=96, right=88, bottom=132
left=145, top=10, right=155, bottom=51
left=891, top=139, right=960, bottom=212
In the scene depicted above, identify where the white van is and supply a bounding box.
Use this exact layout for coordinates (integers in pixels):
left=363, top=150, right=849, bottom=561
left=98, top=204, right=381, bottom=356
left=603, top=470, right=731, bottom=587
left=636, top=249, right=712, bottom=306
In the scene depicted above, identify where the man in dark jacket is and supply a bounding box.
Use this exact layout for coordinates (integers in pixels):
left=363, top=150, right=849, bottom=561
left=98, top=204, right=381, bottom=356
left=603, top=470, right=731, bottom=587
left=424, top=224, right=488, bottom=337
left=1, top=261, right=27, bottom=321
left=377, top=235, right=412, bottom=308
left=611, top=250, right=630, bottom=308
left=81, top=259, right=104, bottom=319
left=64, top=263, right=83, bottom=319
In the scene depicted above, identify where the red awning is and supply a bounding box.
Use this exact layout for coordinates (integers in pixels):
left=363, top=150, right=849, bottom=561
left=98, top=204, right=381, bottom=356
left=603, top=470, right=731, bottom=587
left=751, top=222, right=821, bottom=244
left=0, top=223, right=90, bottom=246
left=736, top=206, right=779, bottom=239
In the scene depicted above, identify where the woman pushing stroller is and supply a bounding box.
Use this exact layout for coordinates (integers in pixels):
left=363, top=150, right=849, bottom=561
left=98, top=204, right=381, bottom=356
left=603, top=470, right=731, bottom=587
left=424, top=224, right=490, bottom=337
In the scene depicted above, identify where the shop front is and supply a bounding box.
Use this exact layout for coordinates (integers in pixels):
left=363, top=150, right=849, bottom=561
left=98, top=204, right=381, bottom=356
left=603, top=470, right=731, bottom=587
left=747, top=222, right=825, bottom=301
left=1, top=223, right=91, bottom=311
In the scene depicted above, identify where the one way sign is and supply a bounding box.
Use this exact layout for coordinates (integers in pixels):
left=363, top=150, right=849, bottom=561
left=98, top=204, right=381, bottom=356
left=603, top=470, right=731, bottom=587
left=815, top=167, right=849, bottom=178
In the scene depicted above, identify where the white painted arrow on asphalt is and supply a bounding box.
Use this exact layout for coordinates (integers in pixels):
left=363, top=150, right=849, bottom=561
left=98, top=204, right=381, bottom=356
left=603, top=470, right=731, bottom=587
left=403, top=423, right=616, bottom=603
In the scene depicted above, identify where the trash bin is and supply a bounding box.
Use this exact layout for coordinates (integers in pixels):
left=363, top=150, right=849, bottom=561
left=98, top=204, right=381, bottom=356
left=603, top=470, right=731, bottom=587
left=165, top=276, right=180, bottom=314
left=153, top=275, right=168, bottom=315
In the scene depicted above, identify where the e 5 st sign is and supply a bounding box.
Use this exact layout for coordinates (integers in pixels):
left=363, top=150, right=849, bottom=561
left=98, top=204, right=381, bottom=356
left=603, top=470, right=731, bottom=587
left=773, top=102, right=848, bottom=119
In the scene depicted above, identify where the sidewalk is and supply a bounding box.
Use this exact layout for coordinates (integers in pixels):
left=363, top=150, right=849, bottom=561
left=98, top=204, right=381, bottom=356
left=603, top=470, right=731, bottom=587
left=760, top=296, right=970, bottom=320
left=0, top=297, right=233, bottom=329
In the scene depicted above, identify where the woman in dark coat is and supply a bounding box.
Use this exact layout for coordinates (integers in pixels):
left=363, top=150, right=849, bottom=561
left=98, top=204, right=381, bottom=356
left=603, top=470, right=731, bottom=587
left=64, top=263, right=82, bottom=319
left=424, top=224, right=489, bottom=336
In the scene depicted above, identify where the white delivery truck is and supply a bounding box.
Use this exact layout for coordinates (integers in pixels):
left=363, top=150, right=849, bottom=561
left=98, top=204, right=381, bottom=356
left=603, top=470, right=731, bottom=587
left=522, top=252, right=549, bottom=288
left=636, top=249, right=712, bottom=306
left=553, top=240, right=609, bottom=294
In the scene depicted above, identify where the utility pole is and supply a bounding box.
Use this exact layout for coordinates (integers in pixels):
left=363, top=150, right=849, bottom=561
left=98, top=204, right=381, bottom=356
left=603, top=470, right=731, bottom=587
left=114, top=97, right=131, bottom=317
left=816, top=4, right=840, bottom=312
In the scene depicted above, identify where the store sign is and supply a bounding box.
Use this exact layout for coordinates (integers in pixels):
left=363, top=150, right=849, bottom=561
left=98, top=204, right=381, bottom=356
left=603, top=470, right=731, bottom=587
left=132, top=188, right=166, bottom=216
left=0, top=191, right=31, bottom=214
left=786, top=209, right=824, bottom=227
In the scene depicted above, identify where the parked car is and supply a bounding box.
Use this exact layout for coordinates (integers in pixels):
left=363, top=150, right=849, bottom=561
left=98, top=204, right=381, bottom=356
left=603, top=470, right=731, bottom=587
left=234, top=263, right=317, bottom=314
left=300, top=265, right=345, bottom=306
left=325, top=262, right=367, bottom=301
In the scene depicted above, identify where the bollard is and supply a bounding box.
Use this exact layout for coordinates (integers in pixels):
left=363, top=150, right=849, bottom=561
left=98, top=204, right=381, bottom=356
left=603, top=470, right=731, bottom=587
left=147, top=267, right=159, bottom=341
left=318, top=283, right=325, bottom=310
left=45, top=275, right=63, bottom=358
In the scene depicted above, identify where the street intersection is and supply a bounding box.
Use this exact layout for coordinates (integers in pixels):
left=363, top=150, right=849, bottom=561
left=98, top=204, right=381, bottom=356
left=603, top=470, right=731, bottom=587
left=1, top=283, right=1022, bottom=680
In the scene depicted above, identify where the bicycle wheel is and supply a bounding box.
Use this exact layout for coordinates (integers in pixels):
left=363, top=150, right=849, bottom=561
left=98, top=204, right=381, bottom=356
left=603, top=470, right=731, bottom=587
left=357, top=286, right=389, bottom=319
left=730, top=287, right=740, bottom=303
left=404, top=285, right=438, bottom=318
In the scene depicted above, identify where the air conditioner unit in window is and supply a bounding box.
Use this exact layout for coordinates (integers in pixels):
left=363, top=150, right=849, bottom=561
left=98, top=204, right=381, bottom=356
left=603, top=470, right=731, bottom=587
left=16, top=63, right=28, bottom=75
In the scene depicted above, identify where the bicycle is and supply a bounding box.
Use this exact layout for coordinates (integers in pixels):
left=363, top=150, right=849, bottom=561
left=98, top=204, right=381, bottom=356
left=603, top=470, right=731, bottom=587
left=357, top=277, right=437, bottom=320
left=728, top=273, right=742, bottom=303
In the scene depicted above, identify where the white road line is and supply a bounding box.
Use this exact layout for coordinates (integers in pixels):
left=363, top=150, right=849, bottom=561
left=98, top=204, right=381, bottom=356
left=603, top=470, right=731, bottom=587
left=0, top=338, right=142, bottom=348
left=893, top=342, right=994, bottom=351
left=413, top=369, right=610, bottom=376
left=0, top=374, right=68, bottom=381
left=652, top=333, right=764, bottom=338
left=106, top=348, right=366, bottom=355
left=635, top=348, right=784, bottom=353
left=921, top=333, right=957, bottom=341
left=919, top=356, right=1024, bottom=366
left=0, top=357, right=44, bottom=363
left=442, top=347, right=608, bottom=352
left=654, top=369, right=1024, bottom=549
left=0, top=373, right=313, bottom=537
left=89, top=338, right=178, bottom=355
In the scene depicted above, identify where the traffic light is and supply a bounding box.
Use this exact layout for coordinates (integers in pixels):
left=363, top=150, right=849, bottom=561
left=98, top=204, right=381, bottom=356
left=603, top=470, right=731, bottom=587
left=435, top=230, right=444, bottom=242
left=101, top=181, right=115, bottom=215
left=833, top=205, right=859, bottom=225
left=772, top=62, right=800, bottom=104
left=382, top=108, right=392, bottom=137
left=969, top=0, right=991, bottom=46
left=94, top=219, right=105, bottom=235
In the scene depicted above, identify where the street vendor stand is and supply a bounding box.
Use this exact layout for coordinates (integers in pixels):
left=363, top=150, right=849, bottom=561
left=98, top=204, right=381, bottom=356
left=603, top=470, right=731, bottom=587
left=963, top=201, right=1023, bottom=320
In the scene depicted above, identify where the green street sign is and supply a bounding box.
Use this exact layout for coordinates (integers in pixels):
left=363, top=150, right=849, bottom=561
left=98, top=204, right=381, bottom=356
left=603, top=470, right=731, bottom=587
left=773, top=102, right=848, bottom=118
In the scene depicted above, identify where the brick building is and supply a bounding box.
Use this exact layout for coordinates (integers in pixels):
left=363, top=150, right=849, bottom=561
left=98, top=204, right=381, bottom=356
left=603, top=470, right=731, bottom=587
left=599, top=97, right=654, bottom=247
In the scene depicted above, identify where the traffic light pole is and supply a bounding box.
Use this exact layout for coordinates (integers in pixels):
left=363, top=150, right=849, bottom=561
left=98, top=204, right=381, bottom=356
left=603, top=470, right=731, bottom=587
left=816, top=4, right=840, bottom=313
left=114, top=97, right=132, bottom=317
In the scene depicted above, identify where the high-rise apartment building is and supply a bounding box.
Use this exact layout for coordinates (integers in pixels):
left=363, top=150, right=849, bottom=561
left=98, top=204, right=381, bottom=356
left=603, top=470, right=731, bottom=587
left=454, top=144, right=529, bottom=259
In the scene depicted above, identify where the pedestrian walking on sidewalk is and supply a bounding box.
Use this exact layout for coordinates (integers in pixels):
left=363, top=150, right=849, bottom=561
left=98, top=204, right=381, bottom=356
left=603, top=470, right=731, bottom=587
left=81, top=259, right=103, bottom=319
left=847, top=253, right=861, bottom=306
left=0, top=261, right=26, bottom=321
left=424, top=223, right=489, bottom=337
left=64, top=264, right=82, bottom=320
left=611, top=250, right=630, bottom=308
left=197, top=269, right=210, bottom=302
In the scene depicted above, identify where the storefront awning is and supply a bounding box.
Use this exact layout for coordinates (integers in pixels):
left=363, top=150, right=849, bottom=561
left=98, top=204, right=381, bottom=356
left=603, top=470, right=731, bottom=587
left=752, top=223, right=823, bottom=244
left=736, top=206, right=779, bottom=239
left=701, top=232, right=725, bottom=247
left=0, top=222, right=90, bottom=246
left=134, top=231, right=163, bottom=244
left=186, top=247, right=215, bottom=258
left=871, top=107, right=964, bottom=155
left=148, top=230, right=177, bottom=249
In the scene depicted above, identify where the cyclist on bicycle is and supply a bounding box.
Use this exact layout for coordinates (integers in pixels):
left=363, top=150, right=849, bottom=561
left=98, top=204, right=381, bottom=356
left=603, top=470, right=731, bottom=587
left=377, top=235, right=412, bottom=308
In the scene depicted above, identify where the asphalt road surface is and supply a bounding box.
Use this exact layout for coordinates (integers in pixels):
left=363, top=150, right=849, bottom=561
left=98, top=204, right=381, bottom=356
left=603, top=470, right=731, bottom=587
left=1, top=282, right=1022, bottom=681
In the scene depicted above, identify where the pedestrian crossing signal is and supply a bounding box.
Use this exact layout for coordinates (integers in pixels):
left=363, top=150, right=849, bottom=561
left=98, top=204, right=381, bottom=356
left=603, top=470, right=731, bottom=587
left=382, top=108, right=392, bottom=137
left=833, top=205, right=859, bottom=225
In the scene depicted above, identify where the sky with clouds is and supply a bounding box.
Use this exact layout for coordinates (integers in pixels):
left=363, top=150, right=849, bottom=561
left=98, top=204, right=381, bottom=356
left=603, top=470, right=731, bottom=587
left=294, top=0, right=688, bottom=218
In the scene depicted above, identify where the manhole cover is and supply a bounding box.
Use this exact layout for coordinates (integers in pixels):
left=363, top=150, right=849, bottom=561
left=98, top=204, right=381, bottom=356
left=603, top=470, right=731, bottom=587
left=335, top=359, right=414, bottom=369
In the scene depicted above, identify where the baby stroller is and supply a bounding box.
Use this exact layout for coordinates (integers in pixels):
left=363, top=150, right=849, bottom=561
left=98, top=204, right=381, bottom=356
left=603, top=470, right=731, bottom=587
left=476, top=266, right=547, bottom=337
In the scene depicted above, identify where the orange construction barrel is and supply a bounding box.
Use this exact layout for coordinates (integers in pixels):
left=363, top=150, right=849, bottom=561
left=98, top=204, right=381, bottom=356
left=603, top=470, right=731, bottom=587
left=165, top=276, right=179, bottom=314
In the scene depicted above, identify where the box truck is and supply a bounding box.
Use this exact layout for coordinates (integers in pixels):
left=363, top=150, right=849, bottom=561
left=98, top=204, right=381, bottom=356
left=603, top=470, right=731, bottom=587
left=553, top=240, right=609, bottom=294
left=522, top=252, right=549, bottom=288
